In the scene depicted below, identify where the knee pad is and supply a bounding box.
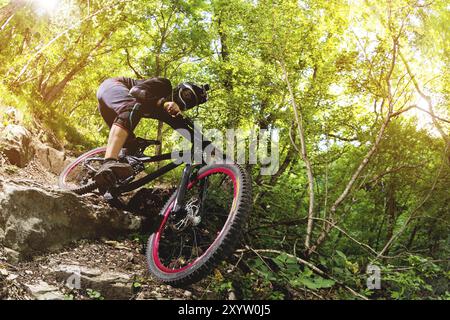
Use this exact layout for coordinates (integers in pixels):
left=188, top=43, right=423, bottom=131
left=113, top=103, right=142, bottom=132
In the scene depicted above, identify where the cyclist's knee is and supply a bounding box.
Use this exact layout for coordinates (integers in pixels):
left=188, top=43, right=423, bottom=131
left=114, top=102, right=142, bottom=133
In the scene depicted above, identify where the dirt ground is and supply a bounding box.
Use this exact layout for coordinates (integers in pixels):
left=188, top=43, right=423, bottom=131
left=0, top=156, right=59, bottom=186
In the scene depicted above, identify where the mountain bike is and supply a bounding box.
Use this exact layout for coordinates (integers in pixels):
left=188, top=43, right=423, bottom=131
left=58, top=115, right=252, bottom=287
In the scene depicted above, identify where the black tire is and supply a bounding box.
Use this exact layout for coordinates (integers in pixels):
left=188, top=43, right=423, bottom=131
left=58, top=147, right=106, bottom=195
left=146, top=163, right=252, bottom=287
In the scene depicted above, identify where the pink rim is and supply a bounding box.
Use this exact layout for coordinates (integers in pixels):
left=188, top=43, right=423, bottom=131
left=152, top=167, right=238, bottom=274
left=60, top=147, right=107, bottom=188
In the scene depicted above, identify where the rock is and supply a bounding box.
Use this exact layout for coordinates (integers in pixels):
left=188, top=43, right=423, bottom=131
left=4, top=247, right=20, bottom=264
left=0, top=125, right=33, bottom=167
left=32, top=141, right=68, bottom=175
left=104, top=240, right=120, bottom=246
left=0, top=179, right=141, bottom=261
left=6, top=273, right=18, bottom=281
left=104, top=240, right=131, bottom=251
left=228, top=291, right=237, bottom=300
left=25, top=281, right=65, bottom=300
left=126, top=252, right=135, bottom=262
left=51, top=264, right=134, bottom=300
left=183, top=290, right=192, bottom=298
left=0, top=123, right=73, bottom=174
left=135, top=291, right=147, bottom=300
left=150, top=290, right=164, bottom=299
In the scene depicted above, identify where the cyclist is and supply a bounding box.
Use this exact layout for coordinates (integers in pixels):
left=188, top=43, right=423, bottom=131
left=95, top=76, right=206, bottom=188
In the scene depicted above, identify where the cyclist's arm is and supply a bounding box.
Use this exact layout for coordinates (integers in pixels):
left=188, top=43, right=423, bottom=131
left=129, top=77, right=173, bottom=109
left=116, top=76, right=139, bottom=89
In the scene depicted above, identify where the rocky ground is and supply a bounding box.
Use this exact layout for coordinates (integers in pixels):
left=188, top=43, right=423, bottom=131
left=0, top=239, right=216, bottom=300
left=0, top=119, right=222, bottom=300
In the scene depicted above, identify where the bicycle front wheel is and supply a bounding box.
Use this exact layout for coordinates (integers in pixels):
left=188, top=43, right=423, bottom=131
left=146, top=163, right=252, bottom=287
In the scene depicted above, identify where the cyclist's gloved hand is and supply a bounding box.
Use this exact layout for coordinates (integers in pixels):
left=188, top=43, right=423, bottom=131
left=163, top=101, right=182, bottom=117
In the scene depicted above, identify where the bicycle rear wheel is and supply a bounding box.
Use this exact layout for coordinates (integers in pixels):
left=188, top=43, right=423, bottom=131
left=146, top=163, right=252, bottom=287
left=58, top=147, right=105, bottom=194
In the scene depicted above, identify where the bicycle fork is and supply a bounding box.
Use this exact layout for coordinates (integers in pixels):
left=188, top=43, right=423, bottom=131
left=172, top=164, right=208, bottom=216
left=172, top=164, right=193, bottom=214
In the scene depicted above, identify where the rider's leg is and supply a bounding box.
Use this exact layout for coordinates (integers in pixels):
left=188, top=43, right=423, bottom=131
left=96, top=83, right=140, bottom=186
left=95, top=123, right=134, bottom=187
left=97, top=103, right=134, bottom=183
left=98, top=100, right=138, bottom=158
left=105, top=124, right=129, bottom=159
left=98, top=80, right=142, bottom=157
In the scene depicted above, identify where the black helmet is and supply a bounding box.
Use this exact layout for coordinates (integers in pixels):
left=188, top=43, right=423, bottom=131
left=172, top=82, right=210, bottom=111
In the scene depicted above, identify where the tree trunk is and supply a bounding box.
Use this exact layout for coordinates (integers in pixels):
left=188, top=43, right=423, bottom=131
left=383, top=183, right=397, bottom=255
left=406, top=223, right=419, bottom=250
left=217, top=16, right=233, bottom=91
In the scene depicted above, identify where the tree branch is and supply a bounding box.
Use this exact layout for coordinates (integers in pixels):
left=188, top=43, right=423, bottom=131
left=279, top=60, right=316, bottom=251
left=124, top=48, right=143, bottom=78
left=312, top=217, right=379, bottom=256
left=308, top=38, right=399, bottom=255
left=13, top=0, right=132, bottom=83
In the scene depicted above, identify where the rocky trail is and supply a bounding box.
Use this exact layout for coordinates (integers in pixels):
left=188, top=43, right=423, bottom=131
left=0, top=121, right=220, bottom=300
left=1, top=239, right=207, bottom=300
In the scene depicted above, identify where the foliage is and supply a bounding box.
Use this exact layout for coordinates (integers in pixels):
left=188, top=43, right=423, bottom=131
left=382, top=255, right=449, bottom=300
left=0, top=0, right=448, bottom=299
left=86, top=288, right=104, bottom=300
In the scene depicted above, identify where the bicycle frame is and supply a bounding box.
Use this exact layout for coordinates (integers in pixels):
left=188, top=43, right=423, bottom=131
left=100, top=115, right=213, bottom=214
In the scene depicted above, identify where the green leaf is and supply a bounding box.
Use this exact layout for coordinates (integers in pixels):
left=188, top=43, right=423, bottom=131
left=335, top=250, right=347, bottom=261
left=314, top=278, right=335, bottom=288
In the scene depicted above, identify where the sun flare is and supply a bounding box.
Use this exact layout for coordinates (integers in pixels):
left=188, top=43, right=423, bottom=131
left=33, top=0, right=59, bottom=13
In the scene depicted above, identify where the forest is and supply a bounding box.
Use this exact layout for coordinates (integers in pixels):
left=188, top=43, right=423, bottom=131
left=0, top=0, right=449, bottom=300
